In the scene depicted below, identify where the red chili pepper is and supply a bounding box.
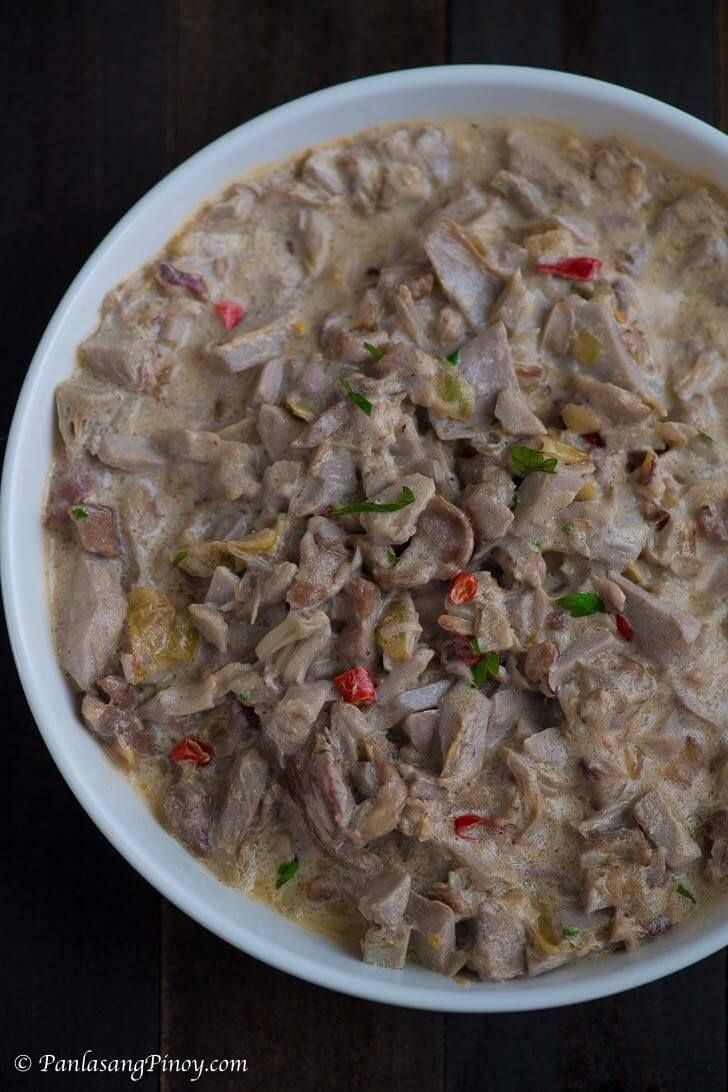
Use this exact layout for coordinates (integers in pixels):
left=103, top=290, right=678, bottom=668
left=582, top=432, right=602, bottom=446
left=170, top=736, right=215, bottom=767
left=449, top=572, right=478, bottom=605
left=333, top=667, right=376, bottom=705
left=615, top=613, right=635, bottom=642
left=215, top=300, right=246, bottom=331
left=534, top=257, right=603, bottom=281
left=454, top=814, right=505, bottom=841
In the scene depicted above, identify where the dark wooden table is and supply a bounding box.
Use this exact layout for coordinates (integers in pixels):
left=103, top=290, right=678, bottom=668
left=3, top=2, right=726, bottom=1089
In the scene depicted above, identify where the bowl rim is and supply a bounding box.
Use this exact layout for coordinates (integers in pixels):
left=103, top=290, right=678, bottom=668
left=3, top=64, right=728, bottom=1013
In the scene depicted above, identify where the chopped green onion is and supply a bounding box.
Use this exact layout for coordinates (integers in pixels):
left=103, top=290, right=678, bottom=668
left=470, top=122, right=479, bottom=129
left=697, top=430, right=714, bottom=443
left=556, top=593, right=606, bottom=618
left=275, top=857, right=300, bottom=889
left=71, top=507, right=89, bottom=520
left=445, top=349, right=460, bottom=367
left=363, top=341, right=384, bottom=361
left=562, top=521, right=576, bottom=535
left=332, top=485, right=415, bottom=518
left=386, top=547, right=399, bottom=566
left=314, top=748, right=330, bottom=756
left=472, top=652, right=500, bottom=686
left=172, top=549, right=188, bottom=566
left=341, top=378, right=372, bottom=416
left=676, top=882, right=696, bottom=904
left=531, top=538, right=543, bottom=551
left=470, top=637, right=482, bottom=654
left=239, top=691, right=250, bottom=704
left=510, top=491, right=520, bottom=511
left=511, top=446, right=558, bottom=475
left=562, top=926, right=580, bottom=938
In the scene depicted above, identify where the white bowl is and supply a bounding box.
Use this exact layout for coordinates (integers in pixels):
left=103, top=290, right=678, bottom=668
left=3, top=65, right=727, bottom=1012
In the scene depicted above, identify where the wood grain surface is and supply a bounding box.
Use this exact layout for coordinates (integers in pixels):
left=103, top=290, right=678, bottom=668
left=3, top=2, right=726, bottom=1090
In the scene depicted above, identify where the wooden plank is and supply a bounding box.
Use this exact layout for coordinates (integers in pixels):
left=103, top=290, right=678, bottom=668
left=160, top=5, right=448, bottom=1090
left=449, top=0, right=561, bottom=68
left=594, top=0, right=715, bottom=123
left=1, top=636, right=160, bottom=1092
left=161, top=901, right=444, bottom=1092
left=1, top=3, right=173, bottom=1087
left=718, top=0, right=728, bottom=130
left=169, top=0, right=448, bottom=160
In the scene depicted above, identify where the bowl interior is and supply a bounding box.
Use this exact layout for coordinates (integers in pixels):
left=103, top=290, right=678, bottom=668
left=3, top=66, right=727, bottom=1012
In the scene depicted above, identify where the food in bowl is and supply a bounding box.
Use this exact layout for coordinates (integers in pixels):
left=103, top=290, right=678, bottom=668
left=44, top=117, right=728, bottom=981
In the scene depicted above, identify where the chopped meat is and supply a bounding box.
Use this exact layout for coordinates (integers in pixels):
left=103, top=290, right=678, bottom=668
left=705, top=809, right=728, bottom=881
left=45, top=118, right=727, bottom=985
left=357, top=869, right=411, bottom=927
left=163, top=776, right=214, bottom=857
left=55, top=381, right=123, bottom=458
left=79, top=320, right=153, bottom=391
left=438, top=681, right=491, bottom=787
left=215, top=748, right=269, bottom=854
left=59, top=555, right=127, bottom=690
left=361, top=923, right=411, bottom=969
left=633, top=789, right=700, bottom=870
left=68, top=504, right=119, bottom=558
left=424, top=217, right=501, bottom=330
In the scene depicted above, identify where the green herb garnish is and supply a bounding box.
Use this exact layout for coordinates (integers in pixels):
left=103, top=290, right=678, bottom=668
left=386, top=547, right=399, bottom=566
left=470, top=637, right=482, bottom=654
left=556, top=593, right=606, bottom=618
left=240, top=691, right=250, bottom=704
left=511, top=446, right=558, bottom=475
left=364, top=342, right=384, bottom=361
left=332, top=485, right=415, bottom=518
left=562, top=926, right=580, bottom=938
left=172, top=549, right=188, bottom=567
left=71, top=507, right=89, bottom=520
left=472, top=652, right=500, bottom=686
left=314, top=748, right=330, bottom=756
left=562, top=521, right=576, bottom=535
left=276, top=857, right=300, bottom=890
left=698, top=430, right=714, bottom=443
left=341, top=378, right=372, bottom=416
left=445, top=349, right=460, bottom=367
left=531, top=538, right=543, bottom=551
left=676, top=882, right=696, bottom=904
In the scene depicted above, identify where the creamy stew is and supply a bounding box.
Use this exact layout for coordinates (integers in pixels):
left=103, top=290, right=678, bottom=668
left=45, top=118, right=728, bottom=980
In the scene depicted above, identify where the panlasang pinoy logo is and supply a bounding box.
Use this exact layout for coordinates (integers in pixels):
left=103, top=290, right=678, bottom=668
left=33, top=1051, right=248, bottom=1082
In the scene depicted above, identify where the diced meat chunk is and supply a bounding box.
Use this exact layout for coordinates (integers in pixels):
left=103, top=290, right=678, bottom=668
left=59, top=555, right=127, bottom=690
left=608, top=572, right=702, bottom=664
left=209, top=314, right=291, bottom=372
left=215, top=748, right=269, bottom=854
left=359, top=474, right=436, bottom=545
left=361, top=923, right=411, bottom=969
left=438, top=681, right=491, bottom=787
left=80, top=321, right=153, bottom=391
left=357, top=869, right=411, bottom=927
left=705, top=809, right=728, bottom=881
left=163, top=776, right=213, bottom=857
left=264, top=681, right=331, bottom=762
left=383, top=496, right=474, bottom=588
left=406, top=892, right=457, bottom=973
left=424, top=217, right=501, bottom=330
left=633, top=789, right=700, bottom=870
left=55, top=381, right=123, bottom=458
left=68, top=504, right=119, bottom=558
left=469, top=894, right=530, bottom=980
